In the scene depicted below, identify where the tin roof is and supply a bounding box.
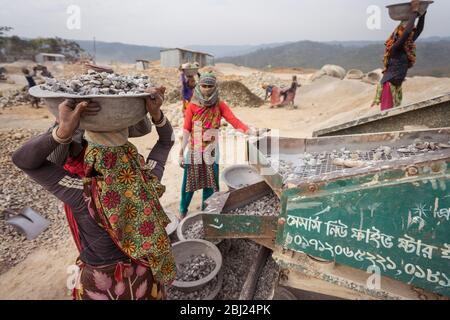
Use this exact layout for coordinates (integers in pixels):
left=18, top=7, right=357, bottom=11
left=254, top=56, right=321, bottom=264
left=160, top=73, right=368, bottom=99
left=160, top=48, right=214, bottom=57
left=36, top=53, right=66, bottom=58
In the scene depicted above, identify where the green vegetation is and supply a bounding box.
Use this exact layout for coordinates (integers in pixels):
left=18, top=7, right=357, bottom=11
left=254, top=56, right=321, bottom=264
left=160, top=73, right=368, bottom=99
left=0, top=31, right=85, bottom=62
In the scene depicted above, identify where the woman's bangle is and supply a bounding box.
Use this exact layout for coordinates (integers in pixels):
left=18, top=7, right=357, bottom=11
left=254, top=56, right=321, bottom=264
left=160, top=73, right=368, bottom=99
left=152, top=111, right=167, bottom=127
left=52, top=126, right=73, bottom=145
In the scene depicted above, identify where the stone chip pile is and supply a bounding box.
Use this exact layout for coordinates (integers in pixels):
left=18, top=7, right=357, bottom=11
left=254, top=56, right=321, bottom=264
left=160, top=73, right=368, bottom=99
left=0, top=129, right=71, bottom=275
left=176, top=254, right=216, bottom=282
left=41, top=70, right=153, bottom=96
left=227, top=194, right=280, bottom=217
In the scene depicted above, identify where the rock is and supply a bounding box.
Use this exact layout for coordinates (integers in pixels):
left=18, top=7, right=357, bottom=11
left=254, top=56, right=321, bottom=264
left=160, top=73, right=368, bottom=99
left=362, top=68, right=383, bottom=85
left=345, top=69, right=364, bottom=80
left=313, top=65, right=346, bottom=80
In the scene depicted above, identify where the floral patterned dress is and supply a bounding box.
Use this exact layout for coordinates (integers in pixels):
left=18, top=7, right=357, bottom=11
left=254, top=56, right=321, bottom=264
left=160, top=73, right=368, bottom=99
left=83, top=142, right=176, bottom=286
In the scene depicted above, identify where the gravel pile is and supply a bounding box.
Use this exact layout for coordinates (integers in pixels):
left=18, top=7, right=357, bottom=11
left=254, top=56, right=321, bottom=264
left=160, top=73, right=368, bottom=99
left=219, top=81, right=263, bottom=108
left=176, top=254, right=216, bottom=282
left=41, top=70, right=154, bottom=96
left=397, top=141, right=450, bottom=153
left=227, top=194, right=280, bottom=217
left=216, top=239, right=260, bottom=300
left=254, top=257, right=279, bottom=300
left=0, top=87, right=31, bottom=109
left=0, top=129, right=71, bottom=275
left=181, top=219, right=222, bottom=245
left=163, top=103, right=184, bottom=128
left=167, top=274, right=220, bottom=300
left=183, top=220, right=204, bottom=240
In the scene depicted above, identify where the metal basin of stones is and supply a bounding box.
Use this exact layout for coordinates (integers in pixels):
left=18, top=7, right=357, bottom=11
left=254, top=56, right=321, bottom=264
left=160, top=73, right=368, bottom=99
left=177, top=212, right=222, bottom=245
left=183, top=68, right=199, bottom=77
left=29, top=85, right=149, bottom=132
left=386, top=1, right=433, bottom=21
left=165, top=210, right=179, bottom=237
left=221, top=164, right=264, bottom=190
left=167, top=270, right=224, bottom=300
left=172, top=239, right=222, bottom=292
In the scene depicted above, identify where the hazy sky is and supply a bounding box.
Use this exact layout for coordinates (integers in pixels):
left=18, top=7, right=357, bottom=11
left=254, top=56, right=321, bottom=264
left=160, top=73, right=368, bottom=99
left=1, top=0, right=448, bottom=47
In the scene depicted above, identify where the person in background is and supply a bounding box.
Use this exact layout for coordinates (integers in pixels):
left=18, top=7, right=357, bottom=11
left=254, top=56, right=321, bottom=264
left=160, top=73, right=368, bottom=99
left=280, top=75, right=300, bottom=107
left=178, top=72, right=252, bottom=220
left=179, top=63, right=200, bottom=115
left=40, top=66, right=53, bottom=78
left=372, top=0, right=425, bottom=111
left=262, top=84, right=274, bottom=101
left=180, top=73, right=197, bottom=114
left=22, top=67, right=40, bottom=108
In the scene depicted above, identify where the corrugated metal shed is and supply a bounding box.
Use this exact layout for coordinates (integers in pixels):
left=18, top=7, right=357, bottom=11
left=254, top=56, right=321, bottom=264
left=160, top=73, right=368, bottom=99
left=35, top=53, right=66, bottom=64
left=160, top=48, right=214, bottom=68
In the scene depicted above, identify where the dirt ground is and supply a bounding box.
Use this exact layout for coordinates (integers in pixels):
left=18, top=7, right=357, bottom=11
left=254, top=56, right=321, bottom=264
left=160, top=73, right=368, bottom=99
left=0, top=62, right=449, bottom=299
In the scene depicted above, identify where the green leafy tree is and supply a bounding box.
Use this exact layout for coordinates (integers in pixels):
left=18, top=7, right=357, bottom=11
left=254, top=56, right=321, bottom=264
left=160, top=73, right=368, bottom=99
left=0, top=26, right=12, bottom=36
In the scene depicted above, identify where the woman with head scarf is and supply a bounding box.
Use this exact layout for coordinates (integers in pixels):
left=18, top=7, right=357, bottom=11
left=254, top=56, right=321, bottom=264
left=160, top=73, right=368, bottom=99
left=372, top=0, right=426, bottom=111
left=178, top=72, right=251, bottom=219
left=13, top=87, right=177, bottom=299
left=179, top=63, right=201, bottom=115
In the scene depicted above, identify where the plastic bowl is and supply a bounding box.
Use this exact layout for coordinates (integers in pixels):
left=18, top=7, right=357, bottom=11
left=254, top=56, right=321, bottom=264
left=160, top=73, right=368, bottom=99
left=171, top=239, right=222, bottom=292
left=165, top=210, right=179, bottom=237
left=221, top=164, right=264, bottom=190
left=386, top=1, right=433, bottom=21
left=177, top=212, right=221, bottom=244
left=29, top=85, right=149, bottom=132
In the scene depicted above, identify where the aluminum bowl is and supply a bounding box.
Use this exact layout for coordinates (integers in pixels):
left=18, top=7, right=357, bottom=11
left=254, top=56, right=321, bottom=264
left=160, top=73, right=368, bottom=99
left=386, top=1, right=433, bottom=21
left=29, top=85, right=150, bottom=132
left=221, top=164, right=264, bottom=190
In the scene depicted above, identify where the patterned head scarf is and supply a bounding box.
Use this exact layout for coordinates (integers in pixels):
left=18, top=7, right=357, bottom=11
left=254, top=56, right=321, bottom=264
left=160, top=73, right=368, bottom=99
left=193, top=72, right=219, bottom=108
left=383, top=23, right=417, bottom=71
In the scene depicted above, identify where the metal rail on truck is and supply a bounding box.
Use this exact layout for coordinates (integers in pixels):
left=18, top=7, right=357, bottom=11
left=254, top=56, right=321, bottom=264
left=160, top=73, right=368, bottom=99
left=312, top=94, right=450, bottom=137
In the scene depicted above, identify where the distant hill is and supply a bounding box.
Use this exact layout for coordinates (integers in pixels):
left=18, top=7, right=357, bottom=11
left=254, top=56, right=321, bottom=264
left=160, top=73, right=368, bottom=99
left=73, top=40, right=292, bottom=63
left=186, top=42, right=292, bottom=58
left=74, top=40, right=162, bottom=64
left=64, top=38, right=450, bottom=77
left=217, top=38, right=450, bottom=77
